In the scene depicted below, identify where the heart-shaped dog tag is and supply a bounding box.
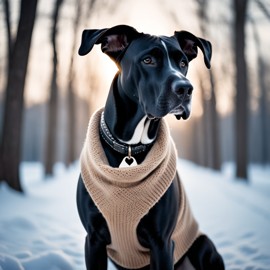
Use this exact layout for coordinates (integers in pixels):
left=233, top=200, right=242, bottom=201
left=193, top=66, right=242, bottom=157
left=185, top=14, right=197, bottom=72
left=119, top=157, right=138, bottom=168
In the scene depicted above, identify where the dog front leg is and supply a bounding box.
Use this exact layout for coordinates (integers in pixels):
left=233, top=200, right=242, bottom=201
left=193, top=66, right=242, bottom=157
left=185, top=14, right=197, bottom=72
left=85, top=233, right=108, bottom=270
left=77, top=177, right=111, bottom=270
left=149, top=240, right=174, bottom=270
left=137, top=232, right=175, bottom=270
left=137, top=180, right=179, bottom=270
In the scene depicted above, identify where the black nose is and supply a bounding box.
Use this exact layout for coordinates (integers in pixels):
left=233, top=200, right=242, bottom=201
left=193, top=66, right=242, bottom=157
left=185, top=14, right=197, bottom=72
left=172, top=80, right=193, bottom=97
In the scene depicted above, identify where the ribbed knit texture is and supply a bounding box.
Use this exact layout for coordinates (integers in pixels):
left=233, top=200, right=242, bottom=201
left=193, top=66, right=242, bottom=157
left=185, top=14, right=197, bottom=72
left=80, top=108, right=200, bottom=269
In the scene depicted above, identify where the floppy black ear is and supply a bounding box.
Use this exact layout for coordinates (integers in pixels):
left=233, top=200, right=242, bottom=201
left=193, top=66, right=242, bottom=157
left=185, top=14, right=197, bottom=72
left=78, top=28, right=108, bottom=56
left=174, top=31, right=212, bottom=69
left=78, top=25, right=142, bottom=63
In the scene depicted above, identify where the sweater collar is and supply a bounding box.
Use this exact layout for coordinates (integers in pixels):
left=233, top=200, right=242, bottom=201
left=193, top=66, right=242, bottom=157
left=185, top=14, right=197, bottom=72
left=81, top=108, right=176, bottom=186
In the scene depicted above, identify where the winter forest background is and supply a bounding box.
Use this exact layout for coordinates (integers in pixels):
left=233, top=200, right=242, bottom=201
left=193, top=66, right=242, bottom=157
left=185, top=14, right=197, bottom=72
left=0, top=0, right=269, bottom=190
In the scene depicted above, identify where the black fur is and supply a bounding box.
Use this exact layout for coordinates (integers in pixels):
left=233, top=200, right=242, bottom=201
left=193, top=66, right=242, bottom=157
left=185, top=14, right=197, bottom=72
left=77, top=25, right=224, bottom=270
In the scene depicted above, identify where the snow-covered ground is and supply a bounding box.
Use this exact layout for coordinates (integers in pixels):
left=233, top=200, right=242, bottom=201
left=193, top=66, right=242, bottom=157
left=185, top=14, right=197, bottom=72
left=0, top=161, right=269, bottom=270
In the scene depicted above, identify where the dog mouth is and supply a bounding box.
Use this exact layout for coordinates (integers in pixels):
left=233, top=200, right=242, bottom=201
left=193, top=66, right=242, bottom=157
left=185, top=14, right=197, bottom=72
left=146, top=104, right=190, bottom=120
left=145, top=94, right=192, bottom=120
left=147, top=114, right=157, bottom=120
left=170, top=104, right=191, bottom=120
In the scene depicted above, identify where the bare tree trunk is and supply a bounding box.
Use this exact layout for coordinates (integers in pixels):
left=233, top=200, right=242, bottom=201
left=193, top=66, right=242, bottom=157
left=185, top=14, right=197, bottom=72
left=233, top=0, right=249, bottom=180
left=192, top=117, right=205, bottom=166
left=44, top=0, right=63, bottom=176
left=250, top=6, right=270, bottom=165
left=66, top=77, right=76, bottom=166
left=209, top=70, right=221, bottom=170
left=65, top=0, right=82, bottom=166
left=3, top=0, right=13, bottom=65
left=0, top=0, right=12, bottom=184
left=257, top=56, right=269, bottom=164
left=200, top=79, right=210, bottom=168
left=196, top=0, right=221, bottom=171
left=0, top=0, right=38, bottom=191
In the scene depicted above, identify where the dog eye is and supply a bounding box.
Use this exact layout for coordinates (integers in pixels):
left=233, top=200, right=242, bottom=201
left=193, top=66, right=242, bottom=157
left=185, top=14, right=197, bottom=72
left=143, top=57, right=153, bottom=65
left=180, top=61, right=187, bottom=68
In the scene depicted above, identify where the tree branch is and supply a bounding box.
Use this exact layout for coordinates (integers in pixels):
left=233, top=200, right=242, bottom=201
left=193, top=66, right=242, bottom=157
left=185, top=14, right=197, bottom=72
left=256, top=0, right=270, bottom=20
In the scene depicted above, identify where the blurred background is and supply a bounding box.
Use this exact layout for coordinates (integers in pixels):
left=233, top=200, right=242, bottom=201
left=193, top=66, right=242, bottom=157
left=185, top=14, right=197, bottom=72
left=0, top=0, right=269, bottom=191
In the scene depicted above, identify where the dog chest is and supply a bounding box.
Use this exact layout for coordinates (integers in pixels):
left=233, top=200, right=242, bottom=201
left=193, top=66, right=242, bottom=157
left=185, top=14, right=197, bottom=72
left=80, top=108, right=199, bottom=268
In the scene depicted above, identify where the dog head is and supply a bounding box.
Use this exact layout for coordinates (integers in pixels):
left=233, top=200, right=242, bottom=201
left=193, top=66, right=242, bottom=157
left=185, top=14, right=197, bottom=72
left=79, top=25, right=212, bottom=120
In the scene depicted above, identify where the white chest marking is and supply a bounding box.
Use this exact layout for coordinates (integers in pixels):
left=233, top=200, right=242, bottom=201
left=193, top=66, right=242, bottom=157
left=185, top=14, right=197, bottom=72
left=120, top=116, right=154, bottom=145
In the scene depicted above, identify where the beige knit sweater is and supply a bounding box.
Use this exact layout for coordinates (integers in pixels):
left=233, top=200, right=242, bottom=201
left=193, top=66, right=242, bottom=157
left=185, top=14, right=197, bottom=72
left=80, top=108, right=200, bottom=269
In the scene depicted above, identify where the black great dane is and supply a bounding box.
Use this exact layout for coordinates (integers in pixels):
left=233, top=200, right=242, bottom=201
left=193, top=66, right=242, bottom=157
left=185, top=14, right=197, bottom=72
left=77, top=25, right=225, bottom=270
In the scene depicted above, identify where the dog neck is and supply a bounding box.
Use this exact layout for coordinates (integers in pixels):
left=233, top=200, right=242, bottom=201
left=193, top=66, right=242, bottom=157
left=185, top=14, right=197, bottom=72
left=103, top=74, right=161, bottom=147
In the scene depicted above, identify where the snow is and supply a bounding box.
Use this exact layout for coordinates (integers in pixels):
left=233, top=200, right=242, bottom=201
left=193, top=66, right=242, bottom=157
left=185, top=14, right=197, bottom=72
left=0, top=161, right=270, bottom=270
